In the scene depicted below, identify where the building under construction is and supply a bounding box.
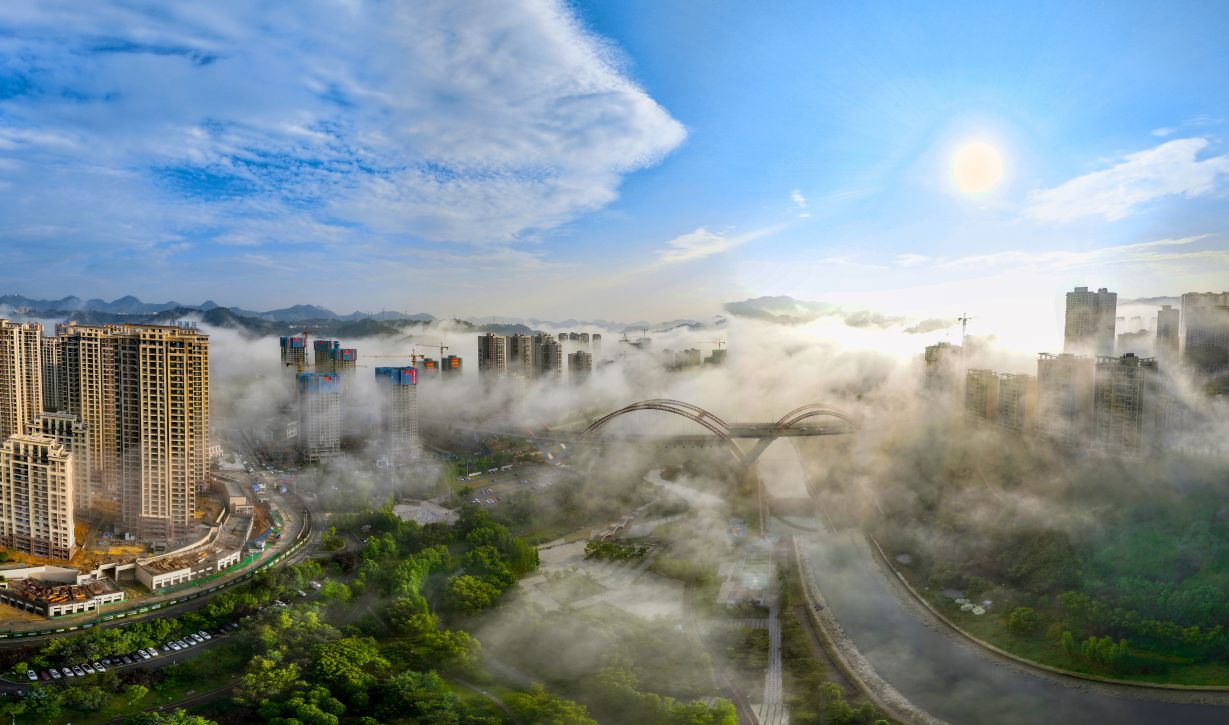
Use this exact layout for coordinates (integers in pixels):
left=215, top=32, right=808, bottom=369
left=374, top=366, right=420, bottom=462
left=1037, top=352, right=1095, bottom=446
left=297, top=372, right=341, bottom=462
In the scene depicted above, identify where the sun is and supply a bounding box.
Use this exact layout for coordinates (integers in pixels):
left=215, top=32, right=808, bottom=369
left=951, top=141, right=1004, bottom=194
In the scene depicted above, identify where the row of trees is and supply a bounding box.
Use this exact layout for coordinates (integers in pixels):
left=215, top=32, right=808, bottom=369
left=584, top=539, right=650, bottom=560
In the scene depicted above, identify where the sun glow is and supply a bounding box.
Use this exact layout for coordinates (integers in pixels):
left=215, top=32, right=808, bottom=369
left=951, top=141, right=1004, bottom=194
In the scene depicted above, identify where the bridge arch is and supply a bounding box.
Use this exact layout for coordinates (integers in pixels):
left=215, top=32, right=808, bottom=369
left=579, top=399, right=745, bottom=463
left=773, top=404, right=860, bottom=432
left=571, top=399, right=857, bottom=467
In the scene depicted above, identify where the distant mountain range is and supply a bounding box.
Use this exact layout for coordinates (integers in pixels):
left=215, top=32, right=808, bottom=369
left=0, top=292, right=941, bottom=339
left=0, top=294, right=440, bottom=337
left=0, top=294, right=435, bottom=323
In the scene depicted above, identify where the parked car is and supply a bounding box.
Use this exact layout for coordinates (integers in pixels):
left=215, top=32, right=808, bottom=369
left=49, top=669, right=61, bottom=680
left=309, top=581, right=322, bottom=591
left=93, top=661, right=106, bottom=672
left=191, top=633, right=204, bottom=643
left=169, top=641, right=181, bottom=651
left=138, top=650, right=151, bottom=660
left=81, top=663, right=95, bottom=674
left=72, top=666, right=85, bottom=676
left=25, top=670, right=36, bottom=681
left=63, top=667, right=75, bottom=678
left=145, top=648, right=159, bottom=657
left=121, top=656, right=132, bottom=665
left=39, top=672, right=49, bottom=681
left=198, top=630, right=211, bottom=640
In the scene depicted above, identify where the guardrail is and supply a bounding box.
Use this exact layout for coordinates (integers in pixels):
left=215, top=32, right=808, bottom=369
left=0, top=508, right=313, bottom=641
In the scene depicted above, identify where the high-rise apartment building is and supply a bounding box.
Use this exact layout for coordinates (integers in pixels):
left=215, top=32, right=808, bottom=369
left=532, top=334, right=563, bottom=380
left=1094, top=353, right=1162, bottom=455
left=329, top=348, right=358, bottom=392
left=996, top=373, right=1037, bottom=432
left=1064, top=286, right=1117, bottom=357
left=441, top=355, right=462, bottom=378
left=41, top=335, right=66, bottom=413
left=1180, top=292, right=1229, bottom=375
left=374, top=367, right=420, bottom=462
left=314, top=340, right=339, bottom=371
left=280, top=335, right=309, bottom=370
left=51, top=323, right=209, bottom=539
left=507, top=334, right=532, bottom=376
left=964, top=369, right=999, bottom=420
left=923, top=342, right=962, bottom=391
left=1156, top=304, right=1181, bottom=361
left=36, top=412, right=91, bottom=515
left=0, top=433, right=75, bottom=559
left=1037, top=353, right=1095, bottom=445
left=568, top=350, right=593, bottom=384
left=478, top=334, right=507, bottom=378
left=0, top=320, right=44, bottom=442
left=297, top=372, right=341, bottom=462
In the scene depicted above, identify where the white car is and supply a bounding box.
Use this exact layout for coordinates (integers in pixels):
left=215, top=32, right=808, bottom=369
left=63, top=667, right=75, bottom=678
left=25, top=670, right=36, bottom=681
left=93, top=661, right=106, bottom=672
left=191, top=633, right=204, bottom=643
left=49, top=669, right=61, bottom=680
left=82, top=663, right=96, bottom=674
left=138, top=650, right=151, bottom=660
left=169, top=641, right=181, bottom=651
left=198, top=630, right=211, bottom=640
left=145, top=648, right=159, bottom=658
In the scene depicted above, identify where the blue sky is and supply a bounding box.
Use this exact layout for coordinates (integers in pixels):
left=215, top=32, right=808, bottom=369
left=1, top=1, right=1227, bottom=323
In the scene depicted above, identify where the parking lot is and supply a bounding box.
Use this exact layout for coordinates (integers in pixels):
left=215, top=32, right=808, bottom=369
left=5, top=582, right=324, bottom=694
left=460, top=462, right=561, bottom=507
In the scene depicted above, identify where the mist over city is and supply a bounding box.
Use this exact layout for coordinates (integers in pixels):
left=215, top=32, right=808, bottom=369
left=1, top=2, right=1229, bottom=725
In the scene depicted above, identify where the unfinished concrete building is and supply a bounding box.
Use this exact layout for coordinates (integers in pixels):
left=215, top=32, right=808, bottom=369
left=374, top=367, right=420, bottom=463
left=1037, top=353, right=1095, bottom=446
left=996, top=373, right=1037, bottom=432
left=964, top=369, right=999, bottom=420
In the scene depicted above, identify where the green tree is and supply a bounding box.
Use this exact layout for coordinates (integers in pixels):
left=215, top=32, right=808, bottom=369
left=376, top=670, right=463, bottom=723
left=320, top=579, right=352, bottom=603
left=314, top=637, right=390, bottom=704
left=64, top=685, right=110, bottom=712
left=507, top=684, right=597, bottom=725
left=1007, top=606, right=1042, bottom=635
left=126, top=684, right=150, bottom=705
left=443, top=574, right=500, bottom=612
left=124, top=709, right=217, bottom=725
left=235, top=654, right=301, bottom=706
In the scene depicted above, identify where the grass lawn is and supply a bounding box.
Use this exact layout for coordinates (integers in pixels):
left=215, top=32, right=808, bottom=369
left=913, top=579, right=1229, bottom=687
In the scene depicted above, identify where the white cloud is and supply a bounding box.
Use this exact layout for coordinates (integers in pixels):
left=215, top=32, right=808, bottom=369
left=655, top=225, right=784, bottom=264
left=0, top=1, right=686, bottom=254
left=1024, top=138, right=1229, bottom=222
left=895, top=253, right=928, bottom=267
left=790, top=189, right=810, bottom=218
left=1151, top=127, right=1175, bottom=137
left=932, top=235, right=1217, bottom=271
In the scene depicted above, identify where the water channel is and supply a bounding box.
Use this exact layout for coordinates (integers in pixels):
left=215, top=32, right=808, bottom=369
left=757, top=442, right=1229, bottom=725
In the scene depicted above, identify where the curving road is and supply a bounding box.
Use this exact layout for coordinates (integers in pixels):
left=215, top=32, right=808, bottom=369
left=768, top=436, right=1229, bottom=725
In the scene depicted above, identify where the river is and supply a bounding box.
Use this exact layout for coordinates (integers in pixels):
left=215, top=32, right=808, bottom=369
left=757, top=442, right=1229, bottom=725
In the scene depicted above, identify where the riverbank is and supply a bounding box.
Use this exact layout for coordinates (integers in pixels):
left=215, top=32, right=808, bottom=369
left=787, top=535, right=946, bottom=725
left=865, top=533, right=1229, bottom=704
